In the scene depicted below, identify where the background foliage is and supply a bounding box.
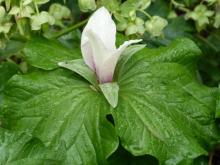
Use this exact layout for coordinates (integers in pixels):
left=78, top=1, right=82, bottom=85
left=0, top=0, right=220, bottom=164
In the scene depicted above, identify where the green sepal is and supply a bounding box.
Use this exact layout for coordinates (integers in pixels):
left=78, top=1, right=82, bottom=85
left=58, top=59, right=98, bottom=87
left=99, top=82, right=119, bottom=108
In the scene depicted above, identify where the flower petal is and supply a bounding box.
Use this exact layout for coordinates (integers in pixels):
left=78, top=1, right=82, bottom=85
left=81, top=38, right=95, bottom=70
left=88, top=7, right=116, bottom=50
left=98, top=39, right=143, bottom=83
left=116, top=39, right=142, bottom=57
left=81, top=7, right=116, bottom=58
left=98, top=55, right=118, bottom=83
left=85, top=30, right=112, bottom=82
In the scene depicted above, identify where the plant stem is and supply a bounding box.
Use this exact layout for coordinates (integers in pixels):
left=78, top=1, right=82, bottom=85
left=51, top=18, right=89, bottom=39
left=34, top=0, right=39, bottom=14
left=171, top=0, right=190, bottom=12
left=195, top=34, right=218, bottom=52
left=137, top=9, right=152, bottom=19
left=208, top=152, right=213, bottom=165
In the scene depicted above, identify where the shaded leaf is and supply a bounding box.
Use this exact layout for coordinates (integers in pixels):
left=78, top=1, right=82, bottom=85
left=23, top=37, right=80, bottom=70
left=0, top=62, right=19, bottom=110
left=58, top=59, right=98, bottom=86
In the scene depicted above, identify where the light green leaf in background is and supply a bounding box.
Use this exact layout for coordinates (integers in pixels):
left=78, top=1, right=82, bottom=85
left=31, top=11, right=55, bottom=30
left=145, top=16, right=168, bottom=37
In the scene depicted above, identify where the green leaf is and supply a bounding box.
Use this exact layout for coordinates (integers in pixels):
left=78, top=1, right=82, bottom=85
left=0, top=62, right=18, bottom=110
left=115, top=61, right=219, bottom=164
left=2, top=69, right=118, bottom=164
left=0, top=62, right=18, bottom=91
left=2, top=38, right=219, bottom=164
left=99, top=82, right=119, bottom=108
left=0, top=128, right=65, bottom=164
left=23, top=37, right=80, bottom=70
left=58, top=59, right=98, bottom=87
left=123, top=38, right=201, bottom=76
left=146, top=0, right=170, bottom=17
left=0, top=40, right=25, bottom=58
left=216, top=86, right=220, bottom=118
left=112, top=39, right=220, bottom=164
left=115, top=44, right=146, bottom=80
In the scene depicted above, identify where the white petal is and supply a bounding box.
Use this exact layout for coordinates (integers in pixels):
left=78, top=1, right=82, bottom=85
left=87, top=7, right=116, bottom=50
left=97, top=39, right=142, bottom=83
left=81, top=37, right=95, bottom=70
left=81, top=7, right=116, bottom=53
left=115, top=39, right=142, bottom=57
left=84, top=30, right=111, bottom=81
left=98, top=55, right=118, bottom=83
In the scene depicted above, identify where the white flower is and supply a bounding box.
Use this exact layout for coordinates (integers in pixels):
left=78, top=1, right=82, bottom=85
left=81, top=7, right=142, bottom=83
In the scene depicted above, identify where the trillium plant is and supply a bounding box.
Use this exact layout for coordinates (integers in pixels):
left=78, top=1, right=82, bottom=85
left=1, top=1, right=220, bottom=165
left=60, top=7, right=142, bottom=84
left=59, top=7, right=142, bottom=107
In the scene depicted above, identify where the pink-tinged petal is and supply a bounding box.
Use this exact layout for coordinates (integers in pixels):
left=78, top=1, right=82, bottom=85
left=80, top=6, right=142, bottom=84
left=82, top=7, right=116, bottom=52
left=97, top=55, right=118, bottom=83
left=81, top=37, right=95, bottom=70
left=98, top=39, right=143, bottom=83
left=85, top=30, right=113, bottom=82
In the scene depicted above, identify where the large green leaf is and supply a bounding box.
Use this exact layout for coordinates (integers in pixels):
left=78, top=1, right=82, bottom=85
left=118, top=38, right=201, bottom=79
left=2, top=38, right=219, bottom=165
left=216, top=86, right=220, bottom=118
left=134, top=38, right=201, bottom=66
left=0, top=62, right=19, bottom=111
left=114, top=56, right=220, bottom=164
left=23, top=37, right=80, bottom=70
left=0, top=128, right=65, bottom=164
left=2, top=69, right=118, bottom=164
left=0, top=62, right=19, bottom=90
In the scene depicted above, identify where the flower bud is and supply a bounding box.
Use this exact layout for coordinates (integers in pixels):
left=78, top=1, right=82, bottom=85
left=145, top=16, right=168, bottom=37
left=117, top=21, right=127, bottom=31
left=129, top=10, right=136, bottom=21
left=137, top=25, right=145, bottom=35
left=78, top=0, right=96, bottom=12
left=125, top=23, right=137, bottom=36
left=135, top=17, right=144, bottom=26
left=49, top=3, right=71, bottom=20
left=168, top=11, right=177, bottom=19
